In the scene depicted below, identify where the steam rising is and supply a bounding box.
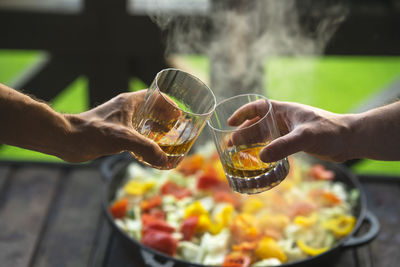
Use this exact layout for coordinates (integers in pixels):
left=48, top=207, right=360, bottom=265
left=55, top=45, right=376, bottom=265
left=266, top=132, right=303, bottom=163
left=150, top=0, right=349, bottom=99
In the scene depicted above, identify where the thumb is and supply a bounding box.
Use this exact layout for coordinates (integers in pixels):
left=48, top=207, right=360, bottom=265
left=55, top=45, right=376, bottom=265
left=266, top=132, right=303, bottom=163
left=259, top=131, right=305, bottom=163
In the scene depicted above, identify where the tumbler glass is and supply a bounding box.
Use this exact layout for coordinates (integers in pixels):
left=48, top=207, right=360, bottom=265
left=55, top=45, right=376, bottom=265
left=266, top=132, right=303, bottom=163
left=132, top=68, right=216, bottom=170
left=208, top=94, right=289, bottom=194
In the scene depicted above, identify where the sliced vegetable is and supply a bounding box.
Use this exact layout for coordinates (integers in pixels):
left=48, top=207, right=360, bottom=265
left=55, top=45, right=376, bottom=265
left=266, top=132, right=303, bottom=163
left=214, top=191, right=239, bottom=207
left=197, top=173, right=224, bottom=190
left=161, top=180, right=192, bottom=199
left=124, top=180, right=155, bottom=195
left=181, top=216, right=199, bottom=241
left=141, top=229, right=178, bottom=256
left=109, top=198, right=128, bottom=219
left=232, top=241, right=258, bottom=252
left=222, top=252, right=251, bottom=267
left=255, top=237, right=287, bottom=262
left=185, top=201, right=208, bottom=218
left=309, top=164, right=335, bottom=180
left=142, top=219, right=175, bottom=235
left=296, top=240, right=328, bottom=256
left=231, top=214, right=259, bottom=243
left=177, top=154, right=205, bottom=175
left=242, top=198, right=264, bottom=214
left=141, top=195, right=162, bottom=212
left=294, top=212, right=318, bottom=227
left=322, top=215, right=356, bottom=237
left=309, top=189, right=342, bottom=206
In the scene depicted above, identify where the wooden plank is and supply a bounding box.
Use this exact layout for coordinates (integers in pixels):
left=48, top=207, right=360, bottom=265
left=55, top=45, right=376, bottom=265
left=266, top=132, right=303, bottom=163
left=0, top=166, right=60, bottom=267
left=362, top=181, right=400, bottom=267
left=31, top=168, right=104, bottom=267
left=0, top=166, right=11, bottom=193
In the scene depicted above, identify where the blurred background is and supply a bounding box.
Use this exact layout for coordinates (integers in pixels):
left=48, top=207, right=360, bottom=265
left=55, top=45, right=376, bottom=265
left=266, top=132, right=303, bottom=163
left=0, top=0, right=399, bottom=176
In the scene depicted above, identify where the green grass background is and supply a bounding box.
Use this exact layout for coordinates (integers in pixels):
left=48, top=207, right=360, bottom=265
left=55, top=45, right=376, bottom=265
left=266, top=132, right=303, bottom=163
left=0, top=50, right=399, bottom=175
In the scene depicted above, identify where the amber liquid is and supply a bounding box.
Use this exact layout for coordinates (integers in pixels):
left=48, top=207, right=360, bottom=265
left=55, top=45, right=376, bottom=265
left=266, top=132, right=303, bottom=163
left=222, top=144, right=289, bottom=194
left=132, top=117, right=197, bottom=169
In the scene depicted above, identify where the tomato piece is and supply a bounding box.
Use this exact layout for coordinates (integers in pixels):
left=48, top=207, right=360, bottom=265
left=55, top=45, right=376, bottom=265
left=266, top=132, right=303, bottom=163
left=180, top=216, right=199, bottom=241
left=222, top=253, right=251, bottom=267
left=141, top=229, right=178, bottom=256
left=160, top=180, right=192, bottom=199
left=141, top=195, right=162, bottom=212
left=309, top=164, right=335, bottom=180
left=109, top=198, right=128, bottom=219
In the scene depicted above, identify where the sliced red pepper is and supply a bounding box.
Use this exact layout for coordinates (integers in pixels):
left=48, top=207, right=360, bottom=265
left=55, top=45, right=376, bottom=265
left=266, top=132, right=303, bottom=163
left=309, top=164, right=335, bottom=180
left=222, top=252, right=251, bottom=267
left=180, top=216, right=199, bottom=241
left=141, top=229, right=178, bottom=256
left=160, top=180, right=192, bottom=199
left=141, top=195, right=162, bottom=212
left=109, top=198, right=128, bottom=219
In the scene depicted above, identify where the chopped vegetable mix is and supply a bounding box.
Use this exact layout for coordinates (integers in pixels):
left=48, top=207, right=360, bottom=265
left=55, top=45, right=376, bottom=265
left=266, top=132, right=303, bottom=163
left=110, top=145, right=357, bottom=266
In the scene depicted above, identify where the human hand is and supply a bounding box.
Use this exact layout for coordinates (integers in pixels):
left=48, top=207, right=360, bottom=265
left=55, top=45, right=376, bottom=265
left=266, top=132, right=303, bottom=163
left=228, top=100, right=355, bottom=163
left=63, top=90, right=179, bottom=164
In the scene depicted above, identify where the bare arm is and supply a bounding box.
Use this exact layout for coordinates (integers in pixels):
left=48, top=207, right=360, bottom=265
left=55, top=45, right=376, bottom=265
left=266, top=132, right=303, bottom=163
left=0, top=83, right=167, bottom=165
left=228, top=99, right=400, bottom=163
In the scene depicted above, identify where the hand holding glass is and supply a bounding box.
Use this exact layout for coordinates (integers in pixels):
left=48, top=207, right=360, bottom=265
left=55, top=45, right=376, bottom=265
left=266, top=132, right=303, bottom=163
left=132, top=68, right=216, bottom=169
left=208, top=94, right=289, bottom=194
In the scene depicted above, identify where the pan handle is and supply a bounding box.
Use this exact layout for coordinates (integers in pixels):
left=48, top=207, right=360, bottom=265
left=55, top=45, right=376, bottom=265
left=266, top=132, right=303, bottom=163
left=342, top=210, right=380, bottom=248
left=101, top=152, right=131, bottom=182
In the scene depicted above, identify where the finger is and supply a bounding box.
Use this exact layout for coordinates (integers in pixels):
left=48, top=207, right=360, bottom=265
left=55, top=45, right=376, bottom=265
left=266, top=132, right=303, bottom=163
left=151, top=93, right=182, bottom=122
left=227, top=100, right=268, bottom=126
left=259, top=130, right=306, bottom=162
left=122, top=131, right=168, bottom=167
left=230, top=117, right=264, bottom=146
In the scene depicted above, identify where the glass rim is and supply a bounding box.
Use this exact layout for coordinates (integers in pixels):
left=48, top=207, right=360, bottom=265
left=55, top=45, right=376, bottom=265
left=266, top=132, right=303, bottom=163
left=155, top=68, right=217, bottom=117
left=207, top=93, right=272, bottom=133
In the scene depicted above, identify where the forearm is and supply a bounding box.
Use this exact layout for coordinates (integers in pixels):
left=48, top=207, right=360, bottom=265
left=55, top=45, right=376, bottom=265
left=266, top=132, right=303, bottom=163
left=0, top=83, right=72, bottom=158
left=349, top=101, right=400, bottom=160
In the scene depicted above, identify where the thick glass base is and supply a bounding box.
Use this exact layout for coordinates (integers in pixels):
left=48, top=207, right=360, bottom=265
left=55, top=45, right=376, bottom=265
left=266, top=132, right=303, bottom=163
left=130, top=152, right=184, bottom=170
left=226, top=158, right=290, bottom=194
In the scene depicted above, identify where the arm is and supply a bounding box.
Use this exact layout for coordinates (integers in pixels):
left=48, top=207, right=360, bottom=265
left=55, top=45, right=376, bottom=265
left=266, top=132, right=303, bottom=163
left=228, top=99, right=400, bottom=163
left=0, top=83, right=167, bottom=165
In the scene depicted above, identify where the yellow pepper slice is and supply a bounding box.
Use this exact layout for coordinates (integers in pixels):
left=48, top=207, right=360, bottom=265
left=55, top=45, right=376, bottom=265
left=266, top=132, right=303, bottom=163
left=255, top=237, right=287, bottom=262
left=296, top=240, right=328, bottom=256
left=322, top=215, right=356, bottom=237
left=184, top=201, right=208, bottom=218
left=124, top=180, right=155, bottom=195
left=294, top=212, right=318, bottom=227
left=242, top=198, right=264, bottom=214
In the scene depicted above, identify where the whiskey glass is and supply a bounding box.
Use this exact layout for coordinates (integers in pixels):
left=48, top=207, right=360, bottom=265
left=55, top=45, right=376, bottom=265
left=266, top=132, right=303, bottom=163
left=208, top=94, right=289, bottom=194
left=132, top=68, right=216, bottom=169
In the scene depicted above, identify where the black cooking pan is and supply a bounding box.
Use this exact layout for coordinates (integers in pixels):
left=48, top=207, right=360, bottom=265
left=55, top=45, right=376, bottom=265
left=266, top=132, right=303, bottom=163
left=101, top=152, right=379, bottom=267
